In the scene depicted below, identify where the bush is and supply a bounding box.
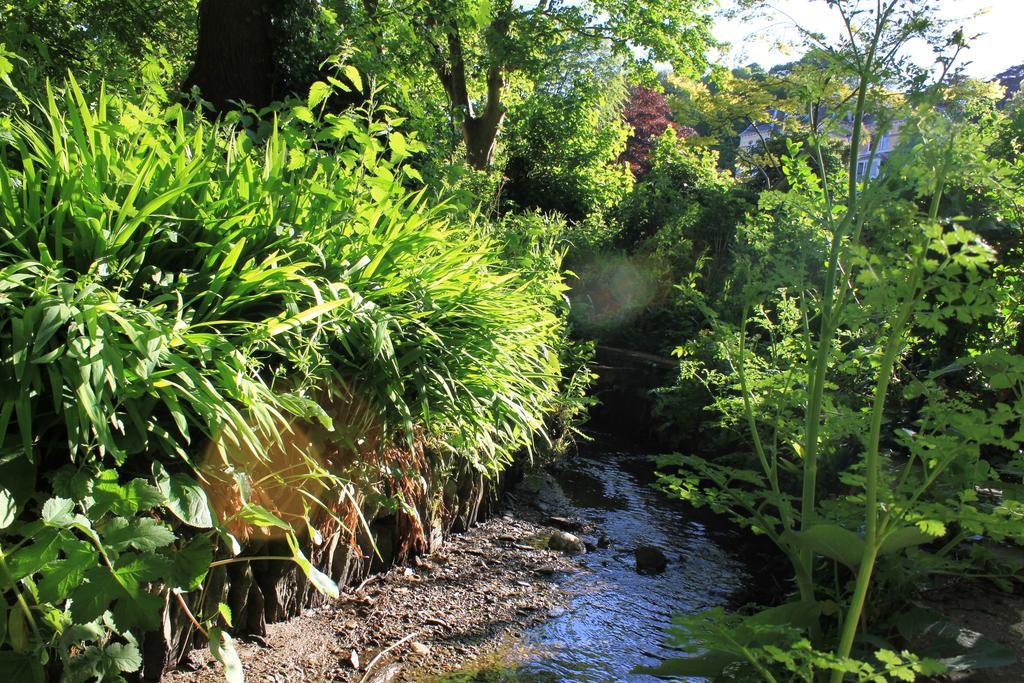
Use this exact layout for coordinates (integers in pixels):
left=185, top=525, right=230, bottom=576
left=0, top=76, right=566, bottom=678
left=501, top=73, right=633, bottom=223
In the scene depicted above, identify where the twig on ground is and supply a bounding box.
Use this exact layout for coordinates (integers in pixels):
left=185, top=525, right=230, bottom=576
left=358, top=630, right=422, bottom=683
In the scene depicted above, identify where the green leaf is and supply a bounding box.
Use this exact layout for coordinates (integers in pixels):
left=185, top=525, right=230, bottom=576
left=7, top=606, right=29, bottom=652
left=101, top=517, right=176, bottom=552
left=0, top=458, right=37, bottom=511
left=168, top=535, right=212, bottom=591
left=155, top=466, right=214, bottom=528
left=218, top=602, right=233, bottom=628
left=307, top=81, right=331, bottom=109
left=469, top=0, right=492, bottom=28
left=91, top=474, right=164, bottom=517
left=110, top=590, right=163, bottom=633
left=118, top=479, right=164, bottom=516
left=38, top=539, right=98, bottom=604
left=112, top=552, right=171, bottom=597
left=6, top=528, right=62, bottom=580
left=635, top=651, right=742, bottom=677
left=104, top=641, right=142, bottom=673
left=781, top=524, right=866, bottom=568
left=879, top=525, right=941, bottom=555
left=237, top=504, right=291, bottom=530
left=209, top=627, right=244, bottom=683
left=89, top=470, right=124, bottom=517
left=343, top=65, right=362, bottom=93
left=390, top=131, right=408, bottom=157
left=292, top=105, right=314, bottom=124
left=746, top=600, right=821, bottom=631
left=287, top=534, right=338, bottom=598
left=0, top=652, right=44, bottom=683
left=69, top=568, right=122, bottom=624
left=0, top=487, right=17, bottom=529
left=41, top=497, right=75, bottom=527
left=915, top=519, right=947, bottom=537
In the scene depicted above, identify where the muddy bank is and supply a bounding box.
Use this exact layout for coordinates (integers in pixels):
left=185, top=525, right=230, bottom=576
left=166, top=508, right=578, bottom=682
left=148, top=447, right=508, bottom=679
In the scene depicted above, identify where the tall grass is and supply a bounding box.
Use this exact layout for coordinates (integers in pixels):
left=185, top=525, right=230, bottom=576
left=0, top=75, right=566, bottom=677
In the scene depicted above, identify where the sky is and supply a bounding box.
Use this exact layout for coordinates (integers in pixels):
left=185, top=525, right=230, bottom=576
left=712, top=0, right=1024, bottom=80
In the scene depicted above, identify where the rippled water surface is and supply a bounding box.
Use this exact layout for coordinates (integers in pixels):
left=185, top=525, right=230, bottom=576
left=503, top=452, right=750, bottom=682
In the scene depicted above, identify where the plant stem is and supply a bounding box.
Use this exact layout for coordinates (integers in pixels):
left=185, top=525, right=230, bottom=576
left=830, top=129, right=952, bottom=683
left=0, top=544, right=42, bottom=644
left=208, top=555, right=295, bottom=568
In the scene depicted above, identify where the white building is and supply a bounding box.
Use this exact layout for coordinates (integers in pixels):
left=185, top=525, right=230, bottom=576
left=739, top=109, right=903, bottom=181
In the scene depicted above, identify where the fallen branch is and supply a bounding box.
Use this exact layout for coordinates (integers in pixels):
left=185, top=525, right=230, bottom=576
left=358, top=630, right=421, bottom=683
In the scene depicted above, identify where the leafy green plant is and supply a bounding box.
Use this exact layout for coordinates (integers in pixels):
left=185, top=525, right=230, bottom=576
left=650, top=1, right=1024, bottom=680
left=0, top=68, right=568, bottom=680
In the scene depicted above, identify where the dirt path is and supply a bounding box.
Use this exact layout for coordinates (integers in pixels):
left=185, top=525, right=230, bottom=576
left=167, top=507, right=580, bottom=683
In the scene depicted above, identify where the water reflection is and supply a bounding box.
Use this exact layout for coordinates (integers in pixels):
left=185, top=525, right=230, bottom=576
left=503, top=452, right=748, bottom=682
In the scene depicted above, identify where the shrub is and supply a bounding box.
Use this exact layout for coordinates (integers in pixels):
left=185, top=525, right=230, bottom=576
left=0, top=75, right=566, bottom=679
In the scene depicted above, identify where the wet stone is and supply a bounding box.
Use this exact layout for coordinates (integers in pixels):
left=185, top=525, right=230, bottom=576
left=547, top=530, right=586, bottom=554
left=635, top=545, right=669, bottom=574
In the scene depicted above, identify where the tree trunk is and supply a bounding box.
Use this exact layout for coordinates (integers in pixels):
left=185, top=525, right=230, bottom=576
left=462, top=111, right=504, bottom=171
left=182, top=0, right=276, bottom=112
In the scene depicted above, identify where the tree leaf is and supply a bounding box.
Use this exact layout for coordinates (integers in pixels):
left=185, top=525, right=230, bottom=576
left=237, top=504, right=291, bottom=530
left=6, top=528, right=62, bottom=580
left=292, top=105, right=314, bottom=124
left=69, top=568, right=122, bottom=624
left=116, top=479, right=164, bottom=516
left=7, top=606, right=29, bottom=652
left=0, top=652, right=44, bottom=683
left=218, top=602, right=233, bottom=628
left=110, top=590, right=164, bottom=633
left=746, top=600, right=821, bottom=630
left=38, top=539, right=98, bottom=604
left=390, top=131, right=407, bottom=157
left=112, top=552, right=171, bottom=597
left=286, top=534, right=338, bottom=598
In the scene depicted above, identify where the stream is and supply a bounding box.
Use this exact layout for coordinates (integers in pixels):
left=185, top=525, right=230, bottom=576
left=474, top=449, right=753, bottom=682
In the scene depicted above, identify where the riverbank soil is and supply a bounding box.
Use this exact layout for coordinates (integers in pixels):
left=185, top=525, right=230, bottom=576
left=927, top=579, right=1024, bottom=682
left=165, top=504, right=578, bottom=683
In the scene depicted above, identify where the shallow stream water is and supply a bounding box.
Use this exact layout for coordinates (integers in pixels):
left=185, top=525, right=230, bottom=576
left=477, top=450, right=752, bottom=682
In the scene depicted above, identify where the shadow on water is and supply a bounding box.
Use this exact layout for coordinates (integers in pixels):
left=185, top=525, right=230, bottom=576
left=437, top=448, right=754, bottom=682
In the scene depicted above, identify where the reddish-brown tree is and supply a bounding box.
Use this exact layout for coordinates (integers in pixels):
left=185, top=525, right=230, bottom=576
left=621, top=86, right=695, bottom=177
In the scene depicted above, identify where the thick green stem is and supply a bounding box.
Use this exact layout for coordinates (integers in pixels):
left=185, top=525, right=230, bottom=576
left=830, top=546, right=879, bottom=683
left=798, top=72, right=871, bottom=588
left=830, top=134, right=951, bottom=683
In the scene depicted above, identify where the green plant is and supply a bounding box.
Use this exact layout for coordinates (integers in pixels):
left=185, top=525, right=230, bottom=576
left=0, top=68, right=568, bottom=680
left=650, top=2, right=1024, bottom=680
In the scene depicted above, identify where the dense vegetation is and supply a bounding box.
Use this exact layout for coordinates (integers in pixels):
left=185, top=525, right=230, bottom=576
left=0, top=0, right=1022, bottom=681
